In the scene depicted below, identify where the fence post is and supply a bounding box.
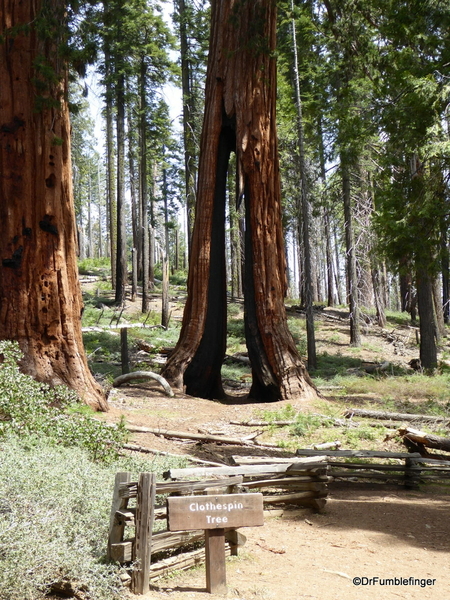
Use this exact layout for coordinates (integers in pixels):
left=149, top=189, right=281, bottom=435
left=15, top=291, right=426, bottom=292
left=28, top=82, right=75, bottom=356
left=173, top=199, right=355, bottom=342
left=120, top=327, right=130, bottom=374
left=107, top=472, right=132, bottom=560
left=405, top=457, right=420, bottom=489
left=132, top=472, right=156, bottom=595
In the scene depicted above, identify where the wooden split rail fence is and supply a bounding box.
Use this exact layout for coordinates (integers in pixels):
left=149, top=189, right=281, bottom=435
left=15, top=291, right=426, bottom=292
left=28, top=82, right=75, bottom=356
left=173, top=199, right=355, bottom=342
left=295, top=449, right=450, bottom=488
left=107, top=457, right=329, bottom=594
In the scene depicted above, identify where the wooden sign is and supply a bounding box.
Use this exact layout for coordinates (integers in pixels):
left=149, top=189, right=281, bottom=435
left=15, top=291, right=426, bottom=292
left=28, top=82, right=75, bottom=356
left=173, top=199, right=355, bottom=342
left=167, top=493, right=264, bottom=595
left=167, top=493, right=264, bottom=531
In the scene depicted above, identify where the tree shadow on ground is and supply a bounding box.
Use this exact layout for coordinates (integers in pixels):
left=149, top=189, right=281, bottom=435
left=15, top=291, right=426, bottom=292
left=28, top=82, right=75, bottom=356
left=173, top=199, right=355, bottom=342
left=283, top=481, right=450, bottom=552
left=314, top=353, right=365, bottom=379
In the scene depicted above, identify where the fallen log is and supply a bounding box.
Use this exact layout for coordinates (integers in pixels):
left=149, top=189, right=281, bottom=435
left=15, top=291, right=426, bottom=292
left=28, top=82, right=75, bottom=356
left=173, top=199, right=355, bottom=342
left=394, top=426, right=450, bottom=454
left=296, top=448, right=421, bottom=459
left=82, top=323, right=166, bottom=331
left=344, top=408, right=450, bottom=425
left=122, top=443, right=225, bottom=467
left=312, top=441, right=341, bottom=450
left=231, top=415, right=359, bottom=428
left=113, top=371, right=174, bottom=397
left=126, top=425, right=279, bottom=448
left=230, top=419, right=296, bottom=427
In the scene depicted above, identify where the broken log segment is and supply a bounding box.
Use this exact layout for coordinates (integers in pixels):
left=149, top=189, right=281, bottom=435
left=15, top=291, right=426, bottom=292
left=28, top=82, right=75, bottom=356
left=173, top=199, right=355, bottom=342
left=113, top=371, right=174, bottom=397
left=395, top=426, right=450, bottom=454
left=344, top=408, right=450, bottom=425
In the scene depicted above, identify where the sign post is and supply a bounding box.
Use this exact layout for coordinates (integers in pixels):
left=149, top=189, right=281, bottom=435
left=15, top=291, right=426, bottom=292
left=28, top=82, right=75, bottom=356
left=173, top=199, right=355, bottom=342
left=167, top=493, right=264, bottom=594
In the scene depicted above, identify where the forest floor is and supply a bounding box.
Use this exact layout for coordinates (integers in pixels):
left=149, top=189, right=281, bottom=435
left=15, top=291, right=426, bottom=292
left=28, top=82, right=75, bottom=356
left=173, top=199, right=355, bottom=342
left=86, top=286, right=450, bottom=600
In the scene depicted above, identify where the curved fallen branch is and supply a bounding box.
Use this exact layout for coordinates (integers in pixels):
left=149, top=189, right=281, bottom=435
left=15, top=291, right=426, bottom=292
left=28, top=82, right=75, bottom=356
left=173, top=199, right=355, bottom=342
left=113, top=371, right=174, bottom=397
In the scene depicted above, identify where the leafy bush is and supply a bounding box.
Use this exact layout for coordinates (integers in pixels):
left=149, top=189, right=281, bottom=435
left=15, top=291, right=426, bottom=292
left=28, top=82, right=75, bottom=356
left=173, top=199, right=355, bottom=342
left=0, top=436, right=127, bottom=600
left=0, top=341, right=127, bottom=462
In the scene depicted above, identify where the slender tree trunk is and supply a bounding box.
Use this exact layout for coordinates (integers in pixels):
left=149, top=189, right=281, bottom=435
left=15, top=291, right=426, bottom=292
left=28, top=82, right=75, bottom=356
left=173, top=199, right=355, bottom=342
left=103, top=39, right=117, bottom=289
left=290, top=1, right=316, bottom=369
left=127, top=100, right=138, bottom=277
left=140, top=60, right=150, bottom=312
left=442, top=219, right=450, bottom=324
left=324, top=209, right=334, bottom=306
left=416, top=268, right=438, bottom=369
left=341, top=157, right=361, bottom=346
left=371, top=266, right=386, bottom=328
left=432, top=274, right=445, bottom=341
left=87, top=177, right=93, bottom=258
left=229, top=158, right=242, bottom=300
left=162, top=0, right=317, bottom=402
left=0, top=0, right=106, bottom=409
left=332, top=219, right=343, bottom=305
left=176, top=0, right=197, bottom=255
left=161, top=253, right=170, bottom=329
left=115, top=68, right=127, bottom=305
left=97, top=160, right=104, bottom=258
left=317, top=114, right=336, bottom=306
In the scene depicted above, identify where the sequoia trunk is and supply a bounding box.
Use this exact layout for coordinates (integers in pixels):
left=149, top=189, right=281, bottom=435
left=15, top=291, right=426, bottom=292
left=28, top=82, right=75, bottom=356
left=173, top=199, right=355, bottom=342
left=162, top=0, right=317, bottom=402
left=0, top=1, right=107, bottom=410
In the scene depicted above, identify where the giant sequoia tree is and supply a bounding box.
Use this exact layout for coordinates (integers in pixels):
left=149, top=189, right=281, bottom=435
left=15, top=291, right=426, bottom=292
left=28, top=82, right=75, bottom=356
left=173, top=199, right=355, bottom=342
left=0, top=1, right=107, bottom=410
left=162, top=0, right=317, bottom=402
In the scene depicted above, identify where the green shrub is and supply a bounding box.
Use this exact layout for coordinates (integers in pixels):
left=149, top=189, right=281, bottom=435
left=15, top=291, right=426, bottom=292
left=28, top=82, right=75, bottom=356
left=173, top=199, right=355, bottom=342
left=0, top=436, right=127, bottom=600
left=0, top=341, right=127, bottom=462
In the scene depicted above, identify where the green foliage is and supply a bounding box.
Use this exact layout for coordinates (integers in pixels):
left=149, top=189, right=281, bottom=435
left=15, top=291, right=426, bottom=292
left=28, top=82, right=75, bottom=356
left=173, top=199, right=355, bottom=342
left=259, top=404, right=333, bottom=438
left=227, top=318, right=246, bottom=342
left=221, top=362, right=251, bottom=382
left=0, top=435, right=187, bottom=600
left=0, top=341, right=127, bottom=462
left=78, top=257, right=112, bottom=276
left=330, top=372, right=450, bottom=405
left=0, top=437, right=125, bottom=600
left=287, top=317, right=308, bottom=356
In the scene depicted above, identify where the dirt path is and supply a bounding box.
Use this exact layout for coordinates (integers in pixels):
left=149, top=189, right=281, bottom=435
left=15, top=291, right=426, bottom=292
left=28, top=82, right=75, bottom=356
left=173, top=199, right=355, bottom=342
left=98, top=388, right=450, bottom=600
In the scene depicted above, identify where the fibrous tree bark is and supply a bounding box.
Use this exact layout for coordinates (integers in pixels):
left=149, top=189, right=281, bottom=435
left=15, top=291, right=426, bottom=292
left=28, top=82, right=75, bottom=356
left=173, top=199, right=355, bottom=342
left=0, top=0, right=107, bottom=410
left=162, top=0, right=317, bottom=402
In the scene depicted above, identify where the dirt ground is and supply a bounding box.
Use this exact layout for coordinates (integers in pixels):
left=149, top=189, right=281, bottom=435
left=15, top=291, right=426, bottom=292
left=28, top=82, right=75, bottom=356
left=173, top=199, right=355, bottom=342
left=99, top=387, right=450, bottom=600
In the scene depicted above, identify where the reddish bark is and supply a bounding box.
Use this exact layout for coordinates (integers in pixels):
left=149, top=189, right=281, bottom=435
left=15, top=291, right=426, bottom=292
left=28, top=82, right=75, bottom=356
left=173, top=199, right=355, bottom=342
left=0, top=1, right=107, bottom=410
left=162, top=0, right=317, bottom=402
